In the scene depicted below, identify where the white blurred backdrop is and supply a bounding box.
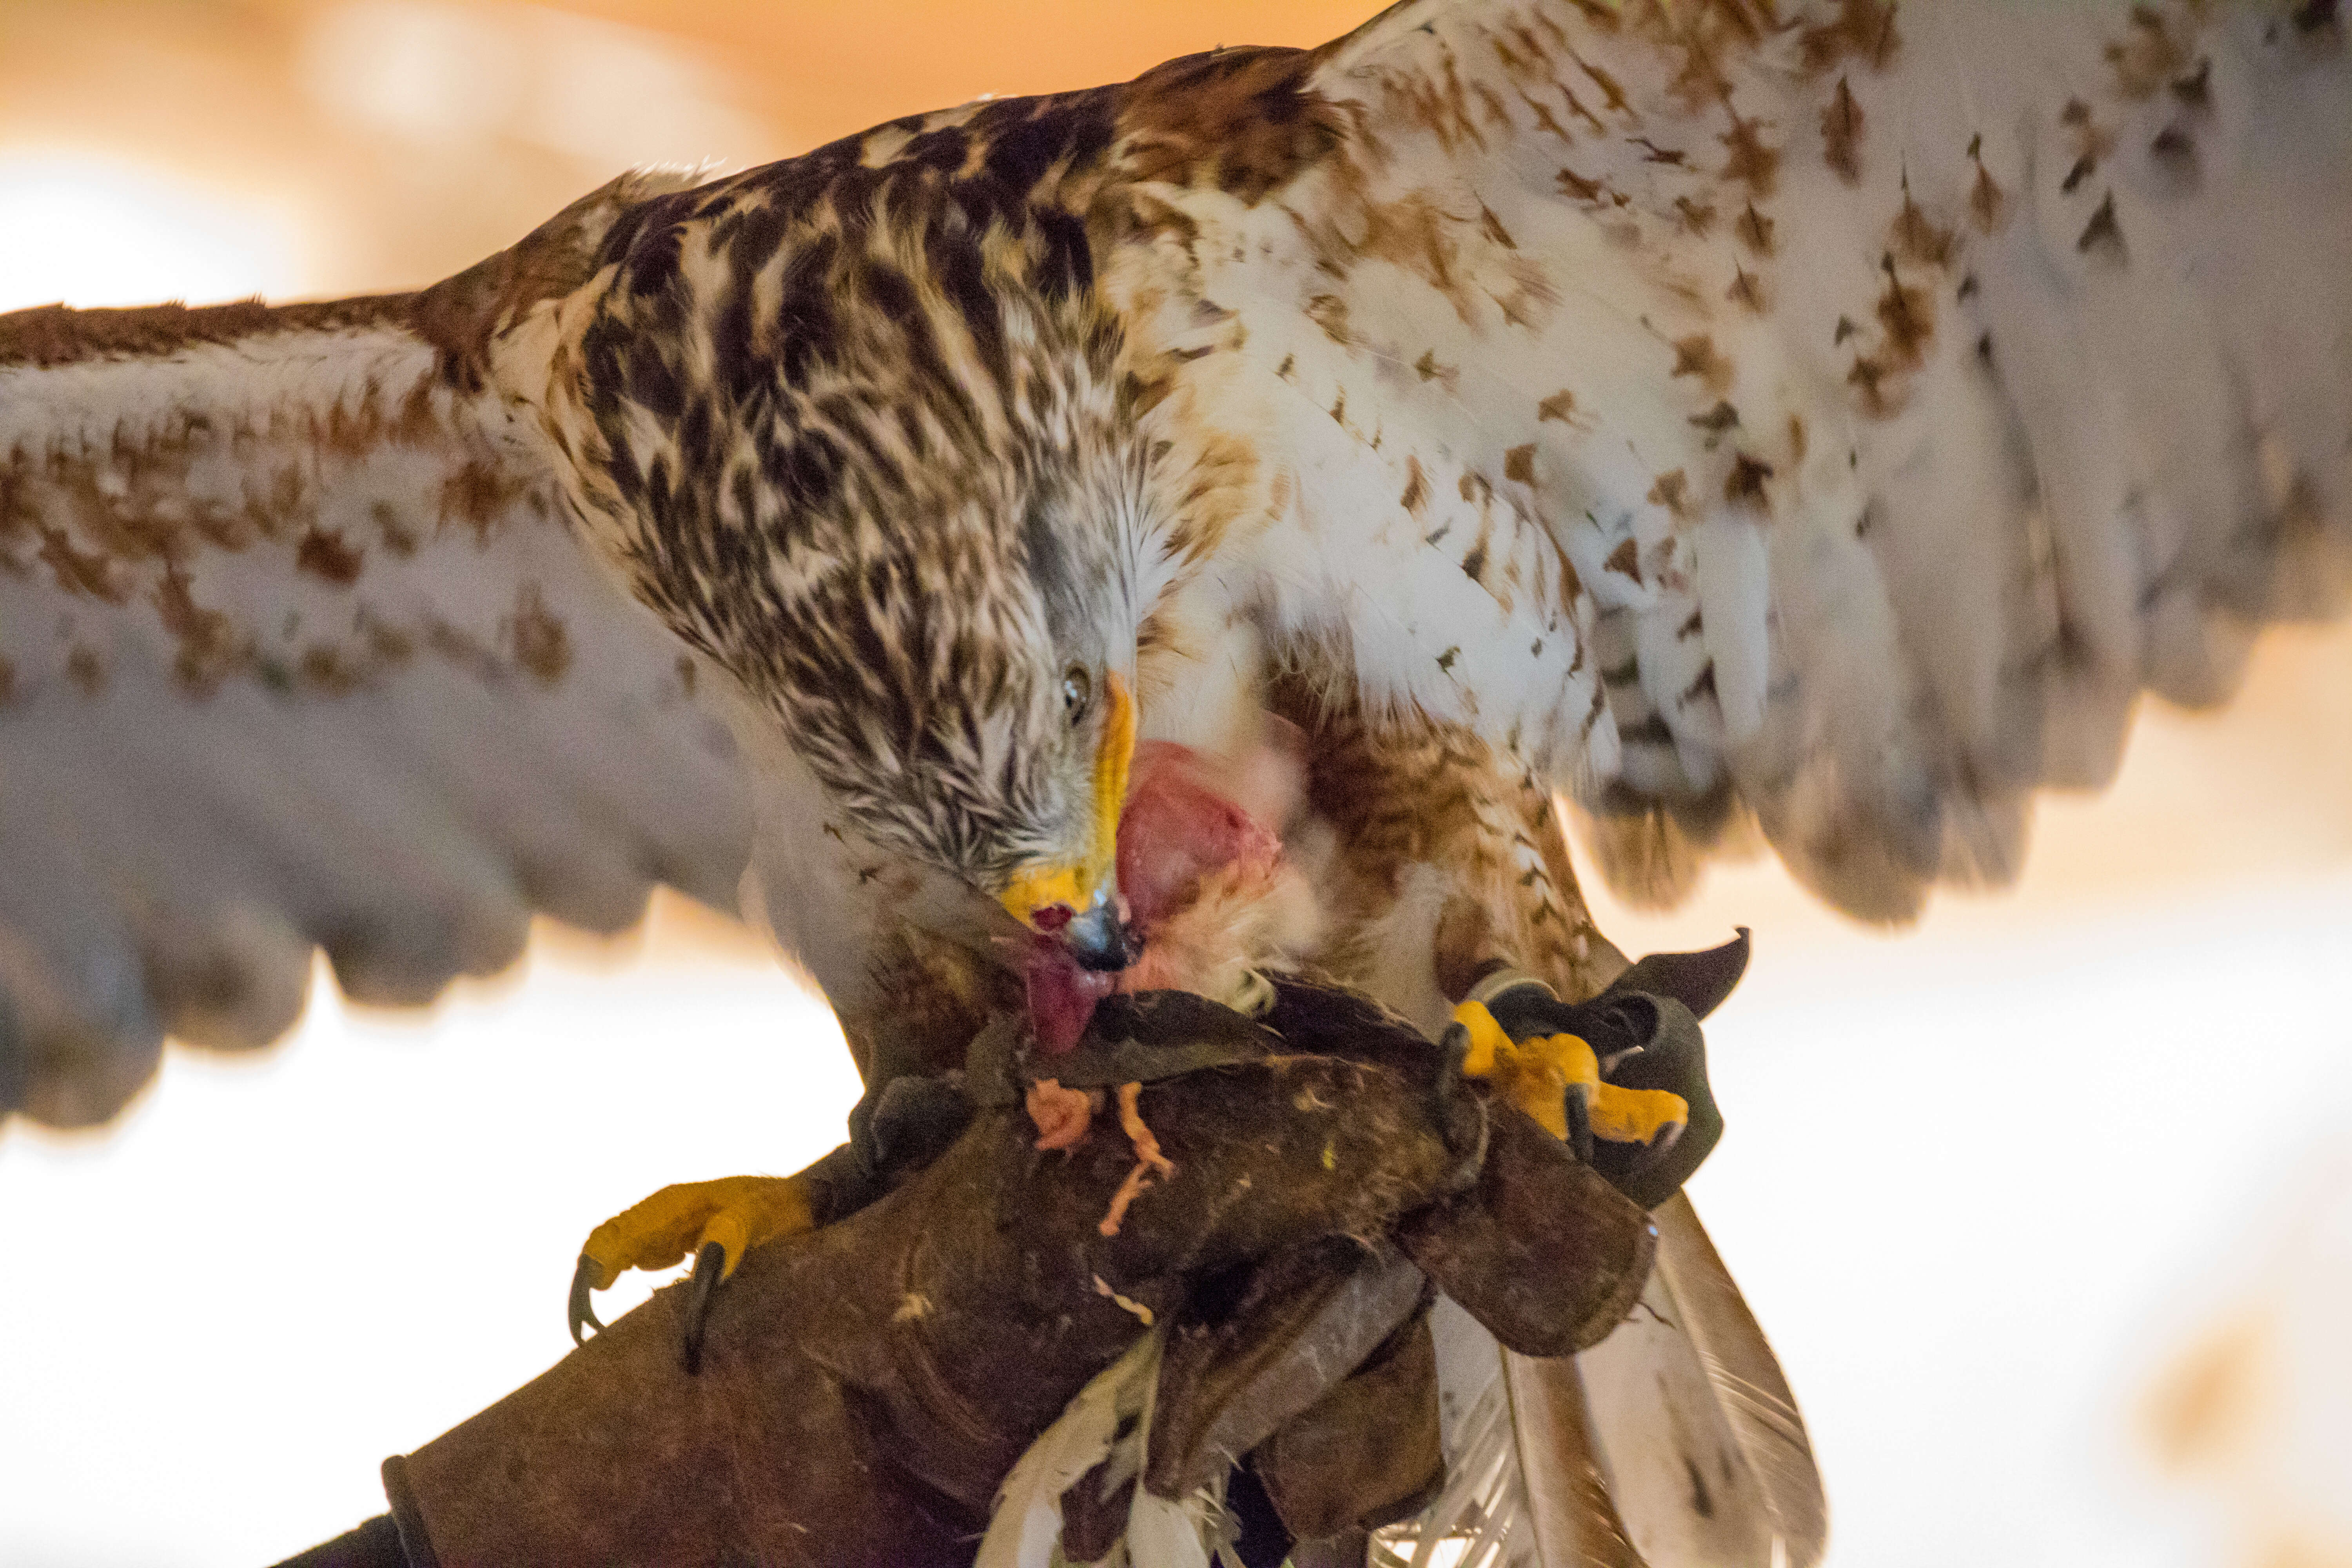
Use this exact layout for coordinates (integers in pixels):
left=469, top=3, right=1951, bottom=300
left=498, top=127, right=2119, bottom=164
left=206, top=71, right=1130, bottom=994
left=3, top=4, right=2350, bottom=1565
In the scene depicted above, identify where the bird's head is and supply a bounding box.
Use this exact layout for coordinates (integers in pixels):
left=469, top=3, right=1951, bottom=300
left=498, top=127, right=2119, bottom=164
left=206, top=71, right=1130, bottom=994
left=560, top=177, right=1219, bottom=1007
left=767, top=421, right=1153, bottom=978
left=584, top=251, right=1159, bottom=994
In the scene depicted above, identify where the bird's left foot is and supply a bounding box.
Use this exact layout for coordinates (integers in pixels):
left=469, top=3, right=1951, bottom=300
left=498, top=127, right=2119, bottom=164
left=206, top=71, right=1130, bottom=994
left=568, top=1173, right=818, bottom=1372
left=1452, top=998, right=1689, bottom=1150
left=1447, top=944, right=1737, bottom=1209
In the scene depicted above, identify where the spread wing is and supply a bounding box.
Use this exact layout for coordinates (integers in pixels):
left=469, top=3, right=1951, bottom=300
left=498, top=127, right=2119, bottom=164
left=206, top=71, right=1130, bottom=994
left=1095, top=10, right=2347, bottom=1565
left=0, top=172, right=749, bottom=1129
left=1118, top=0, right=2352, bottom=920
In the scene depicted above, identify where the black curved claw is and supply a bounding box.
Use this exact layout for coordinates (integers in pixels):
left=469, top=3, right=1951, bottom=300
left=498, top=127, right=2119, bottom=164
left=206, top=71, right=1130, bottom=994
left=1561, top=1086, right=1595, bottom=1166
left=567, top=1254, right=605, bottom=1347
left=1588, top=1016, right=1719, bottom=1210
left=1431, top=1020, right=1466, bottom=1114
left=1615, top=1120, right=1689, bottom=1212
left=681, top=1240, right=728, bottom=1376
left=1427, top=1020, right=1487, bottom=1168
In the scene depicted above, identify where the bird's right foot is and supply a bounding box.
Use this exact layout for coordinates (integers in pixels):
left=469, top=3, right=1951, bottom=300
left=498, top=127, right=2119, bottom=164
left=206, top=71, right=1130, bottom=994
left=568, top=1173, right=818, bottom=1372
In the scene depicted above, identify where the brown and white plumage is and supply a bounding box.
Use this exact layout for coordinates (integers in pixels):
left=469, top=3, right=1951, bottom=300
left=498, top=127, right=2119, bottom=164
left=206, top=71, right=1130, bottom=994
left=4, top=3, right=2349, bottom=1563
left=11, top=0, right=2345, bottom=1108
left=0, top=173, right=753, bottom=1126
left=1134, top=0, right=2352, bottom=923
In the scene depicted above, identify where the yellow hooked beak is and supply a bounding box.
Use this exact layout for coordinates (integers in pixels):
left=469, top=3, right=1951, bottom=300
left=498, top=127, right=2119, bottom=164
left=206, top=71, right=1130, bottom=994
left=1000, top=671, right=1135, bottom=955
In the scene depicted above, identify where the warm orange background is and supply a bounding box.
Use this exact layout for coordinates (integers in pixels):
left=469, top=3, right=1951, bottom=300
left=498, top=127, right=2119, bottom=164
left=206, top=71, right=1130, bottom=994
left=0, top=1, right=1364, bottom=292
left=3, top=6, right=2351, bottom=1567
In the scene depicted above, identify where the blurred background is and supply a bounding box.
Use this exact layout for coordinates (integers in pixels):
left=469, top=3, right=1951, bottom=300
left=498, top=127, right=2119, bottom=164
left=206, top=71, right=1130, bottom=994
left=2, top=3, right=2351, bottom=1564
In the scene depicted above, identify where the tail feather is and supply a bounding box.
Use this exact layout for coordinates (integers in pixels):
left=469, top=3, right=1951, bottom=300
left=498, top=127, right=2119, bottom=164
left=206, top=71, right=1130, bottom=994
left=1385, top=1204, right=1822, bottom=1568
left=1652, top=1196, right=1827, bottom=1568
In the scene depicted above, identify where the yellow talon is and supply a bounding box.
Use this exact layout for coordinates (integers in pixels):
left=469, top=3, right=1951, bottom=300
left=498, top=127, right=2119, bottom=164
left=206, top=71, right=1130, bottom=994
left=1451, top=1001, right=1688, bottom=1147
left=1455, top=1000, right=1512, bottom=1081
left=1586, top=1077, right=1689, bottom=1145
left=580, top=1173, right=818, bottom=1290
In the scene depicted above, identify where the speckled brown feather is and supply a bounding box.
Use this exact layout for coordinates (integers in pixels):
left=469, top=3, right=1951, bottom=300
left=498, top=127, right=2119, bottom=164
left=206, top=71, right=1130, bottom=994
left=0, top=172, right=746, bottom=1125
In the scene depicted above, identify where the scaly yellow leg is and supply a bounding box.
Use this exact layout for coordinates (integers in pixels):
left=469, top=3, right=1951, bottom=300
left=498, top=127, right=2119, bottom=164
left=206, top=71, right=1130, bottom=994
left=570, top=1174, right=817, bottom=1349
left=1452, top=1000, right=1688, bottom=1147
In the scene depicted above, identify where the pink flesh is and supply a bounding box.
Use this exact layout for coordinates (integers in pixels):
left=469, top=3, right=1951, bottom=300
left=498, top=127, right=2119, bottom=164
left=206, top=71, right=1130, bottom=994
left=1024, top=741, right=1283, bottom=1054
left=1024, top=952, right=1114, bottom=1057
left=1115, top=742, right=1284, bottom=926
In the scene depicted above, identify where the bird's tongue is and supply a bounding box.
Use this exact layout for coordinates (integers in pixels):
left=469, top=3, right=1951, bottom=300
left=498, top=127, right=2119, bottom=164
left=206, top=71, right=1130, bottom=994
left=1024, top=740, right=1286, bottom=1054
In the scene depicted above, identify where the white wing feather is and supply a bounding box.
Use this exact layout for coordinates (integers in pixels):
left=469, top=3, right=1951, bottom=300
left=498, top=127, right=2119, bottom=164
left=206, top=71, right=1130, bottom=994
left=1129, top=0, right=2352, bottom=920
left=1102, top=12, right=2352, bottom=1559
left=0, top=175, right=749, bottom=1127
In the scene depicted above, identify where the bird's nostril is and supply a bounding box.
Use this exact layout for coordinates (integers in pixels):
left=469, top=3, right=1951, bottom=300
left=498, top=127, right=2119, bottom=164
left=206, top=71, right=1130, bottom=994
left=1031, top=904, right=1073, bottom=933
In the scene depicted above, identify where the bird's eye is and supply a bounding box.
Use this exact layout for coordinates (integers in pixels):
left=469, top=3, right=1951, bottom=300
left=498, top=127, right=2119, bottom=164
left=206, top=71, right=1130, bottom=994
left=1062, top=666, right=1093, bottom=726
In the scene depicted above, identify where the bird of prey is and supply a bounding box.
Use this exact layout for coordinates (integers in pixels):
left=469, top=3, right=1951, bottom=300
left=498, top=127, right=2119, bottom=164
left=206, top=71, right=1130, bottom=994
left=4, top=1, right=2348, bottom=1563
